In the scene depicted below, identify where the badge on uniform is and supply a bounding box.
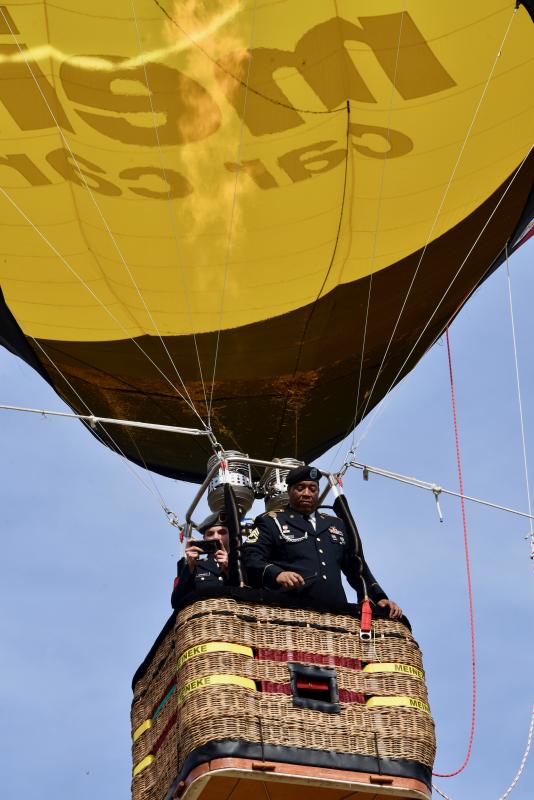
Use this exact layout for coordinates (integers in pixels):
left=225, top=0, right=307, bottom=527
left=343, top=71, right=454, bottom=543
left=328, top=526, right=345, bottom=544
left=246, top=528, right=260, bottom=543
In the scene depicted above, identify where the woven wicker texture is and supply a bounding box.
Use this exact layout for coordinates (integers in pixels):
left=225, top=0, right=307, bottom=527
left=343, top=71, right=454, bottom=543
left=131, top=632, right=176, bottom=729
left=131, top=628, right=180, bottom=800
left=176, top=602, right=424, bottom=670
left=175, top=651, right=429, bottom=703
left=131, top=597, right=436, bottom=800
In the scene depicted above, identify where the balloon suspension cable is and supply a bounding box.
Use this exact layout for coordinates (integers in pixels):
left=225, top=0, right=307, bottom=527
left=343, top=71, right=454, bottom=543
left=0, top=7, right=208, bottom=430
left=0, top=404, right=214, bottom=438
left=432, top=326, right=476, bottom=778
left=330, top=10, right=404, bottom=474
left=352, top=5, right=519, bottom=437
left=340, top=460, right=534, bottom=523
left=163, top=507, right=186, bottom=558
left=22, top=338, right=176, bottom=520
left=505, top=247, right=534, bottom=566
left=163, top=507, right=181, bottom=529
left=432, top=704, right=534, bottom=800
left=0, top=404, right=207, bottom=531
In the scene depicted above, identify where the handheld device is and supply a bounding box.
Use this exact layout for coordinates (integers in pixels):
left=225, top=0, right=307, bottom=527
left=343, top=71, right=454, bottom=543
left=195, top=539, right=221, bottom=555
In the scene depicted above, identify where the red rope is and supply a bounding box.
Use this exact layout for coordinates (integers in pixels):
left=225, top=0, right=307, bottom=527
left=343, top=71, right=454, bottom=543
left=433, top=326, right=477, bottom=778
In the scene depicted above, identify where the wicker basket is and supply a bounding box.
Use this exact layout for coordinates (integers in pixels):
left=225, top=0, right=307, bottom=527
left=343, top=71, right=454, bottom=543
left=131, top=596, right=435, bottom=800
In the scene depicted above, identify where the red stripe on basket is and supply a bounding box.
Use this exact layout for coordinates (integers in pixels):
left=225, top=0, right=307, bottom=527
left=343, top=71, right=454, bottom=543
left=260, top=681, right=291, bottom=695
left=152, top=712, right=178, bottom=755
left=259, top=681, right=364, bottom=704
left=339, top=689, right=365, bottom=703
left=256, top=648, right=362, bottom=670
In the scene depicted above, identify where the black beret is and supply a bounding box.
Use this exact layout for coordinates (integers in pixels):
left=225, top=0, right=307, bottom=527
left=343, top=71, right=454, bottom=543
left=197, top=512, right=227, bottom=533
left=286, top=464, right=322, bottom=487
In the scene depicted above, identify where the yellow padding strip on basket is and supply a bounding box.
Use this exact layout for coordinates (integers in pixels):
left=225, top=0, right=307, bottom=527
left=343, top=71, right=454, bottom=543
left=363, top=663, right=425, bottom=680
left=178, top=674, right=256, bottom=702
left=178, top=642, right=253, bottom=668
left=132, top=754, right=155, bottom=777
left=132, top=718, right=152, bottom=742
left=366, top=696, right=430, bottom=714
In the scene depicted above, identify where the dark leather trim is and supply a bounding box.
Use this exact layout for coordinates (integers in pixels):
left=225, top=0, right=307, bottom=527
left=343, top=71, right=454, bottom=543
left=163, top=739, right=433, bottom=799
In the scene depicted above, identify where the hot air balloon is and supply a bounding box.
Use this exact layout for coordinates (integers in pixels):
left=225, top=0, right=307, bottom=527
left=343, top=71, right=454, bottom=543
left=1, top=1, right=533, bottom=799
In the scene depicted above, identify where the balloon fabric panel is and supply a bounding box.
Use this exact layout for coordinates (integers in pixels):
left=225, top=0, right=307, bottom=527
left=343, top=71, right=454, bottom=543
left=0, top=1, right=532, bottom=480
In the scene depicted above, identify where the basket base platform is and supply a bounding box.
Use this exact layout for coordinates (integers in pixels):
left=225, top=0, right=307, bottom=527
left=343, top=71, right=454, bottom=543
left=173, top=758, right=431, bottom=800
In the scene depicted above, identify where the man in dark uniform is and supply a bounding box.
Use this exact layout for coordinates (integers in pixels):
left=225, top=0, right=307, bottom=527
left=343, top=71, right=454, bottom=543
left=243, top=465, right=402, bottom=618
left=171, top=512, right=230, bottom=606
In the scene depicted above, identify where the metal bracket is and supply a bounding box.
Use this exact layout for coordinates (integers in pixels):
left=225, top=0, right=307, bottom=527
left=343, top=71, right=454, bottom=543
left=432, top=486, right=444, bottom=523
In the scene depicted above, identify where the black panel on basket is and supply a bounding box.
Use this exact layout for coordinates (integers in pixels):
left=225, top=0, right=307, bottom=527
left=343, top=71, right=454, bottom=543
left=288, top=662, right=340, bottom=713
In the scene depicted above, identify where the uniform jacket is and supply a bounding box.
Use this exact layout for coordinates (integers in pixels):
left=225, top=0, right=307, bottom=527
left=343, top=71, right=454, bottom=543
left=171, top=554, right=227, bottom=606
left=242, top=507, right=388, bottom=606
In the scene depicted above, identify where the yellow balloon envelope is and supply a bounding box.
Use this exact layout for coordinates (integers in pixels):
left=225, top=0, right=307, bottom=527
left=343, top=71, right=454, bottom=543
left=0, top=1, right=533, bottom=480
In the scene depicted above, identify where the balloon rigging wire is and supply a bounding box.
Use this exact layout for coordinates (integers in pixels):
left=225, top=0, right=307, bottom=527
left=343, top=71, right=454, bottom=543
left=152, top=0, right=346, bottom=117
left=353, top=142, right=533, bottom=452
left=27, top=337, right=176, bottom=521
left=206, top=0, right=259, bottom=428
left=293, top=103, right=352, bottom=357
left=348, top=5, right=519, bottom=451
left=342, top=460, right=534, bottom=521
left=272, top=100, right=351, bottom=455
left=0, top=404, right=211, bottom=437
left=348, top=8, right=405, bottom=451
left=432, top=254, right=534, bottom=797
left=0, top=182, right=206, bottom=429
left=0, top=7, right=207, bottom=431
left=431, top=326, right=477, bottom=779
left=505, top=248, right=534, bottom=567
left=129, top=0, right=210, bottom=422
left=432, top=705, right=534, bottom=800
left=329, top=7, right=406, bottom=471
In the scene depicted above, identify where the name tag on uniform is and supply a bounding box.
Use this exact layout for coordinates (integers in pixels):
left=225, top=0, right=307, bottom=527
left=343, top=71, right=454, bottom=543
left=280, top=528, right=308, bottom=543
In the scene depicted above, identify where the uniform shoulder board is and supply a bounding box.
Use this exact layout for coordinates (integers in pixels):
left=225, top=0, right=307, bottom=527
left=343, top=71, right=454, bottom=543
left=255, top=509, right=282, bottom=519
left=254, top=509, right=280, bottom=521
left=320, top=512, right=344, bottom=525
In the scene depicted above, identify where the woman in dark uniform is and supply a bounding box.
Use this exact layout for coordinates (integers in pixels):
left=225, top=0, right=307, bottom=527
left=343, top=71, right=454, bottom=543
left=171, top=513, right=229, bottom=606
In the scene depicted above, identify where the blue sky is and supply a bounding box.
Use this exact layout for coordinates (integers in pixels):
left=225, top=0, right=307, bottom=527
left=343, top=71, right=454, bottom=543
left=1, top=237, right=533, bottom=800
